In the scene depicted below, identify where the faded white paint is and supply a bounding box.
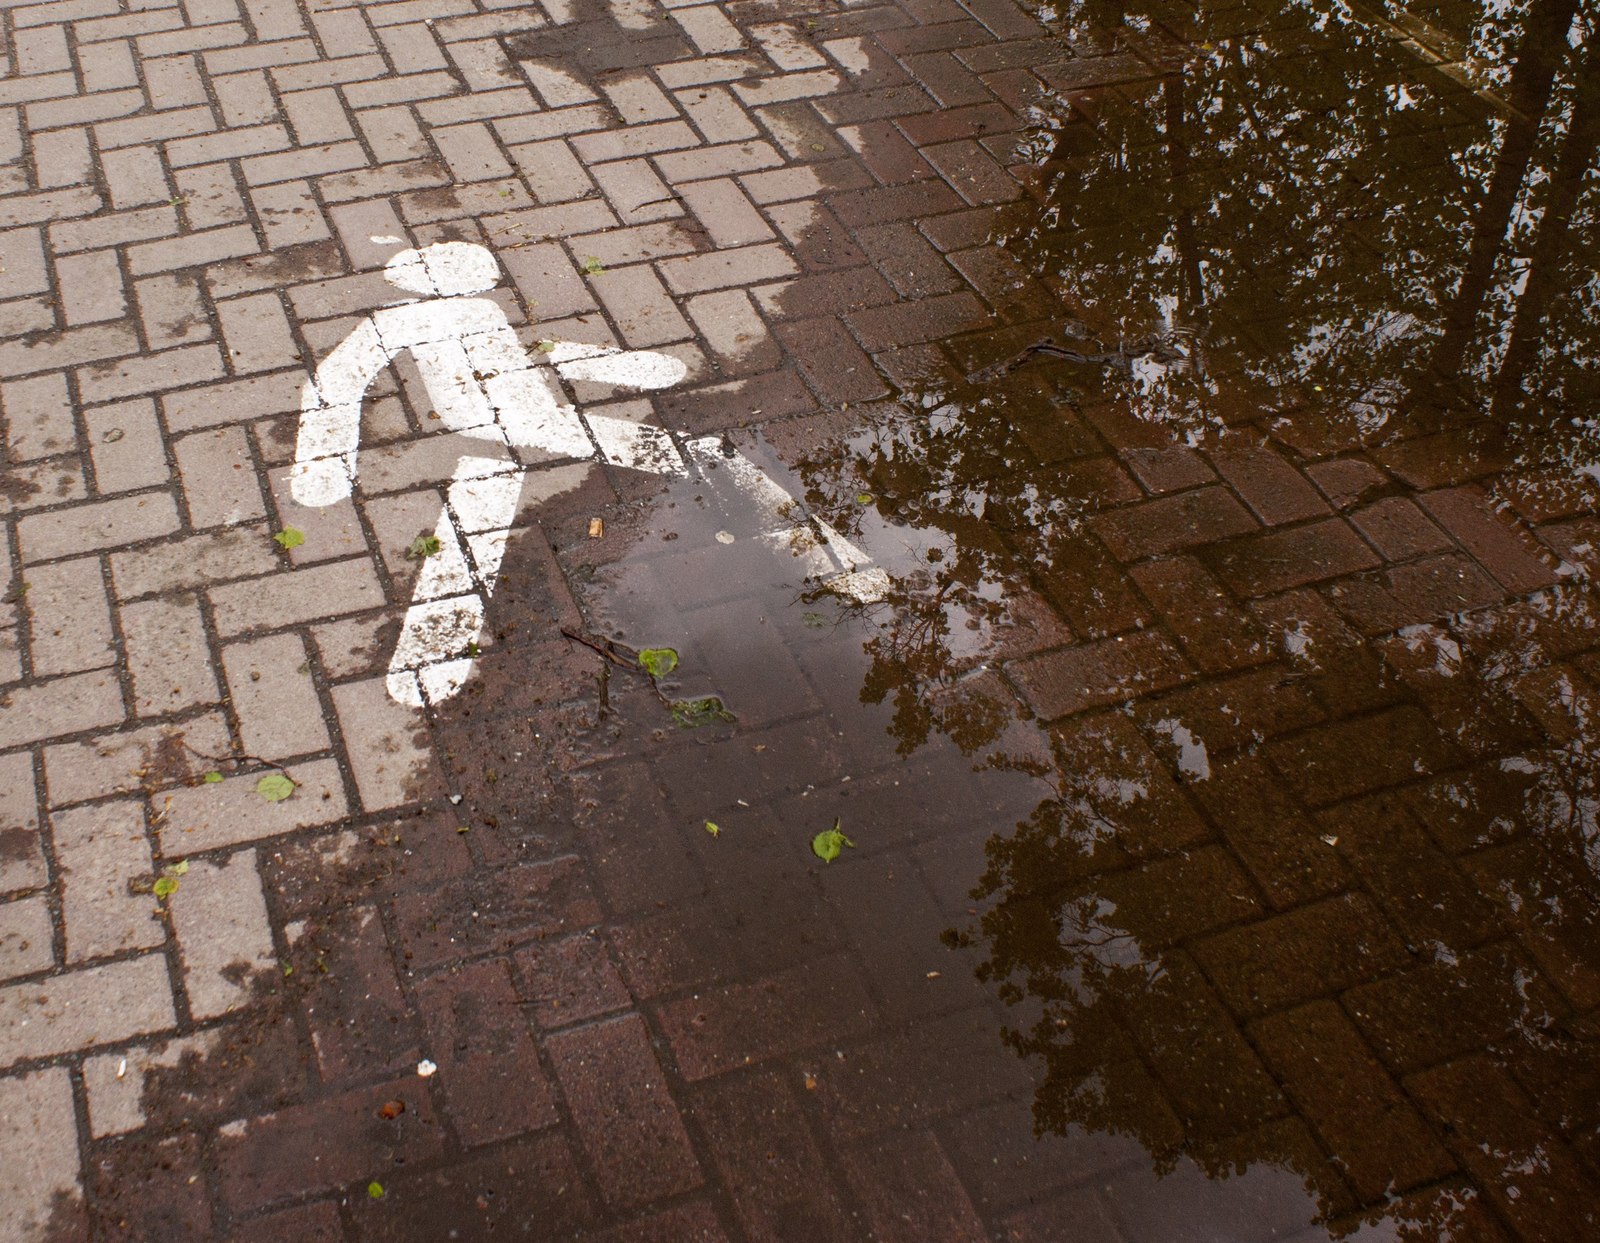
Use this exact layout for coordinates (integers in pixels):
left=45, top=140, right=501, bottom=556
left=294, top=242, right=883, bottom=708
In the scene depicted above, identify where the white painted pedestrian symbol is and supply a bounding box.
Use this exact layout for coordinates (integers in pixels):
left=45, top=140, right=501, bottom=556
left=292, top=241, right=884, bottom=708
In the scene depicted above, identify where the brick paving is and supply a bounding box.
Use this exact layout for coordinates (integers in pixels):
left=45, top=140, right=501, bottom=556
left=0, top=0, right=1597, bottom=1239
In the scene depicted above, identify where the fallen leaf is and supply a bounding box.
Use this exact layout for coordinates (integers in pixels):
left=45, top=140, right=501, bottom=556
left=272, top=527, right=305, bottom=549
left=152, top=875, right=179, bottom=899
left=256, top=773, right=295, bottom=803
left=378, top=1099, right=405, bottom=1120
left=588, top=517, right=604, bottom=538
left=537, top=339, right=557, bottom=353
left=202, top=771, right=223, bottom=784
left=671, top=696, right=735, bottom=727
left=638, top=647, right=679, bottom=678
left=407, top=533, right=442, bottom=559
left=704, top=820, right=720, bottom=837
left=167, top=860, right=189, bottom=876
left=803, top=1072, right=818, bottom=1090
left=811, top=819, right=855, bottom=863
left=855, top=492, right=873, bottom=505
left=582, top=256, right=605, bottom=274
left=368, top=1181, right=385, bottom=1200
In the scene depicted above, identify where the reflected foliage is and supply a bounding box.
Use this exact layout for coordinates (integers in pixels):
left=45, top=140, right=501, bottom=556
left=1014, top=0, right=1600, bottom=491
left=793, top=0, right=1600, bottom=1236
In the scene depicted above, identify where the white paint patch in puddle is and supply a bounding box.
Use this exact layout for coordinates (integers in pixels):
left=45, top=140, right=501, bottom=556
left=293, top=241, right=884, bottom=708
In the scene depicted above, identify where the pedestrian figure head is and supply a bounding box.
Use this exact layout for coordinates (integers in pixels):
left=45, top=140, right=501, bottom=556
left=383, top=241, right=501, bottom=298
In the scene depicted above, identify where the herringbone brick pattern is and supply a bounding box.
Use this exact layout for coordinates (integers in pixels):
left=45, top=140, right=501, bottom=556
left=0, top=0, right=1595, bottom=1238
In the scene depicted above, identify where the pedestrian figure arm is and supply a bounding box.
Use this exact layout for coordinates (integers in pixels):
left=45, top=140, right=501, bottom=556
left=291, top=319, right=395, bottom=507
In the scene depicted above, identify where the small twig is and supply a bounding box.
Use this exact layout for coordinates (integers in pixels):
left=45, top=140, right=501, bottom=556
left=180, top=741, right=290, bottom=776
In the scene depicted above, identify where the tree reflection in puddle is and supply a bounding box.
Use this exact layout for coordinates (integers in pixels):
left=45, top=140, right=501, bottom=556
left=786, top=1, right=1600, bottom=1234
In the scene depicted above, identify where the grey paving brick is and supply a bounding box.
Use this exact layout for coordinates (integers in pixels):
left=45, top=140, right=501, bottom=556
left=121, top=592, right=220, bottom=717
left=588, top=264, right=692, bottom=347
left=169, top=849, right=275, bottom=1018
left=0, top=953, right=174, bottom=1068
left=56, top=249, right=129, bottom=326
left=51, top=799, right=164, bottom=963
left=208, top=558, right=386, bottom=635
left=135, top=272, right=213, bottom=349
left=282, top=86, right=357, bottom=145
left=222, top=632, right=331, bottom=760
left=82, top=1030, right=219, bottom=1137
left=77, top=342, right=229, bottom=403
left=0, top=752, right=46, bottom=895
left=1, top=371, right=75, bottom=462
left=83, top=399, right=170, bottom=492
left=330, top=676, right=433, bottom=812
left=18, top=492, right=181, bottom=563
left=174, top=425, right=267, bottom=528
left=101, top=146, right=173, bottom=209
left=0, top=1068, right=83, bottom=1238
left=155, top=756, right=348, bottom=852
left=24, top=556, right=116, bottom=677
left=0, top=897, right=54, bottom=983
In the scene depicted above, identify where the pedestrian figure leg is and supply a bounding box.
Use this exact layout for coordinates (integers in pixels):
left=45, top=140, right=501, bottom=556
left=387, top=455, right=527, bottom=707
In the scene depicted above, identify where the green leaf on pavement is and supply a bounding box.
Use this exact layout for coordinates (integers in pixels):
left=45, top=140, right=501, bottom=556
left=167, top=860, right=189, bottom=876
left=811, top=819, right=855, bottom=863
left=256, top=773, right=295, bottom=803
left=582, top=256, right=605, bottom=274
left=536, top=339, right=557, bottom=353
left=670, top=696, right=735, bottom=727
left=638, top=647, right=678, bottom=678
left=202, top=771, right=224, bottom=784
left=367, top=1182, right=385, bottom=1200
left=407, top=534, right=442, bottom=559
left=272, top=527, right=305, bottom=549
left=705, top=821, right=720, bottom=837
left=152, top=875, right=178, bottom=898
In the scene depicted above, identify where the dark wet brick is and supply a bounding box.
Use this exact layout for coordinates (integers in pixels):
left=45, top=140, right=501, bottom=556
left=937, top=1096, right=1139, bottom=1216
left=1318, top=794, right=1501, bottom=952
left=997, top=1184, right=1129, bottom=1242
left=297, top=906, right=418, bottom=1084
left=655, top=953, right=879, bottom=1081
left=1093, top=846, right=1262, bottom=947
left=1458, top=840, right=1600, bottom=1010
left=226, top=1200, right=343, bottom=1243
left=389, top=856, right=601, bottom=969
left=1120, top=953, right=1288, bottom=1135
left=1250, top=1001, right=1456, bottom=1201
left=1029, top=536, right=1153, bottom=638
left=1266, top=705, right=1465, bottom=806
left=90, top=1132, right=212, bottom=1242
left=1129, top=555, right=1273, bottom=673
left=578, top=1202, right=729, bottom=1242
left=1207, top=441, right=1330, bottom=526
left=1418, top=486, right=1558, bottom=593
left=1344, top=941, right=1564, bottom=1075
left=1305, top=457, right=1387, bottom=509
left=216, top=1077, right=447, bottom=1213
left=1130, top=664, right=1325, bottom=757
left=348, top=1132, right=595, bottom=1242
left=1248, top=589, right=1405, bottom=717
left=1191, top=893, right=1410, bottom=1018
left=1407, top=1058, right=1600, bottom=1239
left=570, top=761, right=704, bottom=915
left=1349, top=495, right=1453, bottom=559
left=693, top=1070, right=856, bottom=1242
left=1326, top=554, right=1505, bottom=635
left=1189, top=753, right=1349, bottom=909
left=846, top=289, right=990, bottom=350
left=1008, top=630, right=1189, bottom=720
left=811, top=1007, right=1032, bottom=1140
left=1207, top=518, right=1380, bottom=597
left=415, top=958, right=557, bottom=1146
left=840, top=1129, right=987, bottom=1241
left=516, top=934, right=632, bottom=1030
left=547, top=1013, right=704, bottom=1210
left=775, top=316, right=887, bottom=402
left=1121, top=444, right=1217, bottom=493
left=1091, top=486, right=1259, bottom=560
left=608, top=904, right=736, bottom=1001
left=817, top=850, right=991, bottom=1019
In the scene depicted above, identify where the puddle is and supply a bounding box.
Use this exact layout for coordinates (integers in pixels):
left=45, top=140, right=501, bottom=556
left=547, top=1, right=1600, bottom=1237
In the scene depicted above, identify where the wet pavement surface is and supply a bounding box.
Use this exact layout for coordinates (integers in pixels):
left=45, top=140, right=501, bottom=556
left=2, top=0, right=1599, bottom=1238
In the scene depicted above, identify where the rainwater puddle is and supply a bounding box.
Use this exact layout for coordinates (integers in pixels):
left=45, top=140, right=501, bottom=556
left=561, top=1, right=1600, bottom=1238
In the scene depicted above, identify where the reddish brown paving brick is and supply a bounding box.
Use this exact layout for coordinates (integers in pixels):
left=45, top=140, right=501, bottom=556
left=546, top=1013, right=703, bottom=1210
